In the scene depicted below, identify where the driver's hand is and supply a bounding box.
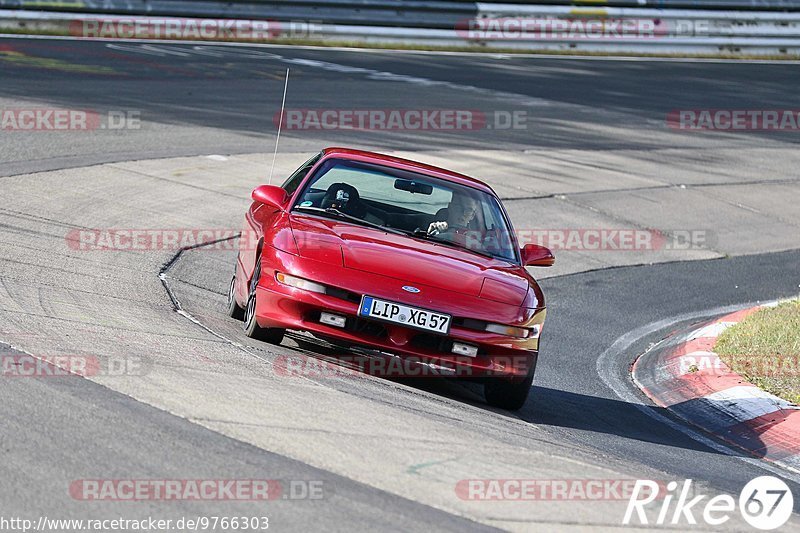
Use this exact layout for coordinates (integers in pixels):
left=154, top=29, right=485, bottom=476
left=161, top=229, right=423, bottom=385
left=427, top=221, right=448, bottom=235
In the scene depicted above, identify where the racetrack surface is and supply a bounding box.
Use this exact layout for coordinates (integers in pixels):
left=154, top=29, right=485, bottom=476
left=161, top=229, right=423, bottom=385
left=2, top=36, right=800, bottom=530
left=2, top=37, right=800, bottom=176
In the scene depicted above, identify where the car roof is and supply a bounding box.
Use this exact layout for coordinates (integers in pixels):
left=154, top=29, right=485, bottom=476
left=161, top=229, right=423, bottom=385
left=320, top=147, right=496, bottom=195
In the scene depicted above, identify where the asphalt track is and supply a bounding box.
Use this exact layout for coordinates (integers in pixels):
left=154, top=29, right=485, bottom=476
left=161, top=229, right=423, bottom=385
left=2, top=37, right=799, bottom=176
left=1, top=36, right=800, bottom=530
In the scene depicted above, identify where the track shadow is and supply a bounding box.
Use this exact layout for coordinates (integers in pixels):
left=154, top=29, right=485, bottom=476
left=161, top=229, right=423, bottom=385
left=519, top=385, right=758, bottom=456
left=278, top=335, right=758, bottom=458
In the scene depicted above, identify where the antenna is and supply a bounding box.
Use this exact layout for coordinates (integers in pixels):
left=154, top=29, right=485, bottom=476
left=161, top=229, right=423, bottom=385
left=269, top=68, right=290, bottom=185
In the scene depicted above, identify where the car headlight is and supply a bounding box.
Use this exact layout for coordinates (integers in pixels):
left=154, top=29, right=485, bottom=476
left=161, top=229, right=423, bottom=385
left=485, top=323, right=540, bottom=339
left=275, top=272, right=326, bottom=294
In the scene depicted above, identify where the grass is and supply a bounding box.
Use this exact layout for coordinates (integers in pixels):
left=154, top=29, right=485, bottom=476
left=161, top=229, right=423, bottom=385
left=715, top=299, right=800, bottom=404
left=2, top=26, right=800, bottom=60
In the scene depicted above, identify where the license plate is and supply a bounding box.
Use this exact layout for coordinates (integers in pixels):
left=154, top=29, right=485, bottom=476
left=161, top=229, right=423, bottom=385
left=358, top=295, right=451, bottom=334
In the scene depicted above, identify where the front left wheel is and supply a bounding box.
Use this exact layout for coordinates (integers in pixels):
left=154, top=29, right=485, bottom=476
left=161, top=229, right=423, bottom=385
left=484, top=365, right=535, bottom=411
left=226, top=272, right=245, bottom=320
left=243, top=259, right=285, bottom=344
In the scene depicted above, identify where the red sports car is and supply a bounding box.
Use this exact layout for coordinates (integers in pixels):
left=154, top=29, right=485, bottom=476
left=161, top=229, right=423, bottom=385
left=227, top=148, right=554, bottom=410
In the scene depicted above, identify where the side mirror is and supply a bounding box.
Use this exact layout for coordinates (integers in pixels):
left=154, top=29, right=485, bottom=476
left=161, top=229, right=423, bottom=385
left=252, top=184, right=288, bottom=210
left=521, top=244, right=555, bottom=267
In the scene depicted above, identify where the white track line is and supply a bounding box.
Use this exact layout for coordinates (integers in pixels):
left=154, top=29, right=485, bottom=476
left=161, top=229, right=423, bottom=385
left=596, top=302, right=800, bottom=483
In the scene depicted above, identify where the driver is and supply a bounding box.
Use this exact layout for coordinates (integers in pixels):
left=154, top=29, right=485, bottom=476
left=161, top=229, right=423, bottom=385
left=427, top=193, right=479, bottom=236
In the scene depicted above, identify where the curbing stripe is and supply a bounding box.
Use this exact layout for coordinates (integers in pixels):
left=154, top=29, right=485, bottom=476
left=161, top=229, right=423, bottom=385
left=723, top=411, right=800, bottom=461
left=633, top=302, right=800, bottom=467
left=705, top=385, right=794, bottom=420
left=687, top=321, right=736, bottom=340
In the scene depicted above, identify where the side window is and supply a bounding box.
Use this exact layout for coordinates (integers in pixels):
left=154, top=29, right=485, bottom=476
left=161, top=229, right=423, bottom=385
left=281, top=152, right=322, bottom=195
left=482, top=200, right=496, bottom=230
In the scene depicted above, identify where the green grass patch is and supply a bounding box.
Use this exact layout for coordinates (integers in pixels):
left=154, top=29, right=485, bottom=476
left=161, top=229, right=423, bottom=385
left=715, top=299, right=800, bottom=404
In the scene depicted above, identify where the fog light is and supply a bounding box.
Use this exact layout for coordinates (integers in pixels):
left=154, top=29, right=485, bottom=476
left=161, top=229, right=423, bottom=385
left=320, top=312, right=346, bottom=328
left=276, top=272, right=326, bottom=294
left=452, top=342, right=478, bottom=358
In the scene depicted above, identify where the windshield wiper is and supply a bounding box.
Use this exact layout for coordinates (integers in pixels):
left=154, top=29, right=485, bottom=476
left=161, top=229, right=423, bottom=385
left=293, top=205, right=407, bottom=236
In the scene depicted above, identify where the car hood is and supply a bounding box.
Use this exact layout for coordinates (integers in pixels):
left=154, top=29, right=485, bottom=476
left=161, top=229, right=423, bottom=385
left=290, top=214, right=530, bottom=305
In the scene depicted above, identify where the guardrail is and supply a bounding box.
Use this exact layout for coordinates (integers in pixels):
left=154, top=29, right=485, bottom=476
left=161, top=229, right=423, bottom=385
left=473, top=5, right=800, bottom=37
left=1, top=5, right=799, bottom=54
left=1, top=0, right=799, bottom=21
left=477, top=0, right=800, bottom=10
left=0, top=1, right=476, bottom=29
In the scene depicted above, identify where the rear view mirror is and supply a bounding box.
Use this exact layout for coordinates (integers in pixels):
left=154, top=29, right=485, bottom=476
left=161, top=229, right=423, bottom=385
left=394, top=179, right=433, bottom=195
left=521, top=244, right=555, bottom=267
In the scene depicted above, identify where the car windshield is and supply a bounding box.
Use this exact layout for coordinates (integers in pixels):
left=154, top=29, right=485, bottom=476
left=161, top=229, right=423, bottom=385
left=291, top=158, right=518, bottom=262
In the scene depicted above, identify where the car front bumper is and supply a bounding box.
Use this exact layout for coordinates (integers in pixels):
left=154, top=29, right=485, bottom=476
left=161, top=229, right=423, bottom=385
left=242, top=246, right=544, bottom=380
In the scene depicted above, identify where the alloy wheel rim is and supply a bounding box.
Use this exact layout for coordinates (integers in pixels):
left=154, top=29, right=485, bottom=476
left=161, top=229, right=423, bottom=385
left=245, top=294, right=256, bottom=328
left=227, top=276, right=236, bottom=308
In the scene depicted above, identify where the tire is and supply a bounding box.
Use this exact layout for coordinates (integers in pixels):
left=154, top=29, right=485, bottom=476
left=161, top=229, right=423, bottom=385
left=484, top=365, right=535, bottom=411
left=243, top=259, right=285, bottom=344
left=226, top=271, right=245, bottom=320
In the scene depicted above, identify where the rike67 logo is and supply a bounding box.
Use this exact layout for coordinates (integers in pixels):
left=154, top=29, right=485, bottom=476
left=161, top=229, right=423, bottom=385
left=624, top=476, right=793, bottom=530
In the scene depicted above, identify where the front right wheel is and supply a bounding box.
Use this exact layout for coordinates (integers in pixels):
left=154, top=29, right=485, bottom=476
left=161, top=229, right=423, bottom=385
left=243, top=258, right=285, bottom=345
